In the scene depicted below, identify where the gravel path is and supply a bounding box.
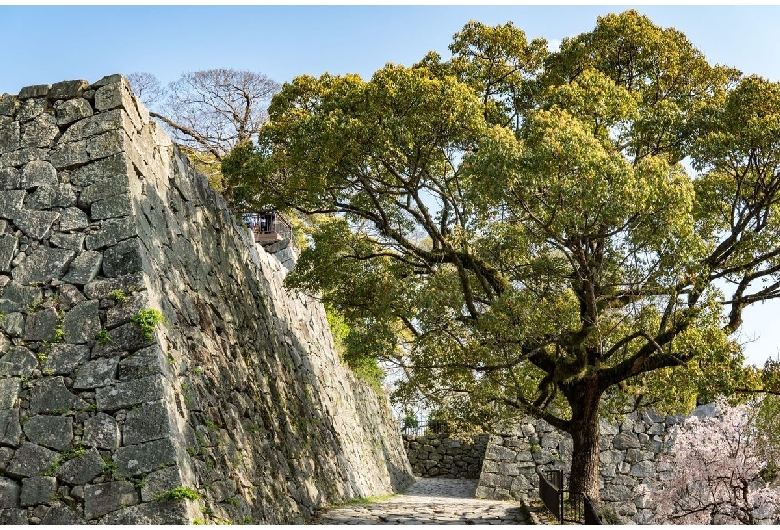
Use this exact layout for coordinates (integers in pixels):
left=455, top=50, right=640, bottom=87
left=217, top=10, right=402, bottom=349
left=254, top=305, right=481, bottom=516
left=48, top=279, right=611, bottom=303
left=312, top=478, right=531, bottom=525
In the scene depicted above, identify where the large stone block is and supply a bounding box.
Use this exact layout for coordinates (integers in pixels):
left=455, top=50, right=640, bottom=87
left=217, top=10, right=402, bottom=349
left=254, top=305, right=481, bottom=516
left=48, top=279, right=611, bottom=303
left=89, top=129, right=126, bottom=160
left=600, top=449, right=625, bottom=465
left=24, top=184, right=52, bottom=209
left=0, top=378, right=20, bottom=409
left=40, top=504, right=83, bottom=524
left=96, top=374, right=165, bottom=411
left=11, top=246, right=73, bottom=284
left=85, top=217, right=135, bottom=250
left=99, top=500, right=192, bottom=525
left=0, top=508, right=26, bottom=524
left=0, top=167, right=20, bottom=190
left=21, top=114, right=59, bottom=149
left=0, top=190, right=24, bottom=219
left=0, top=312, right=23, bottom=338
left=83, top=412, right=120, bottom=450
left=49, top=79, right=89, bottom=100
left=56, top=447, right=104, bottom=485
left=629, top=460, right=656, bottom=478
left=5, top=442, right=59, bottom=477
left=0, top=346, right=36, bottom=377
left=18, top=84, right=49, bottom=99
left=0, top=234, right=16, bottom=272
left=1, top=147, right=49, bottom=168
left=55, top=98, right=93, bottom=126
left=117, top=345, right=168, bottom=381
left=612, top=432, right=641, bottom=450
left=58, top=109, right=127, bottom=144
left=92, top=321, right=154, bottom=357
left=647, top=422, right=665, bottom=435
left=0, top=410, right=21, bottom=447
left=123, top=400, right=170, bottom=445
left=20, top=159, right=57, bottom=188
left=105, top=292, right=148, bottom=329
left=0, top=120, right=20, bottom=155
left=28, top=376, right=88, bottom=414
left=481, top=471, right=513, bottom=490
left=103, top=238, right=145, bottom=277
left=42, top=343, right=89, bottom=375
left=22, top=415, right=73, bottom=451
left=80, top=176, right=131, bottom=207
left=62, top=251, right=102, bottom=285
left=58, top=283, right=86, bottom=310
left=23, top=307, right=59, bottom=342
left=485, top=445, right=516, bottom=463
left=16, top=98, right=46, bottom=121
left=83, top=271, right=144, bottom=300
left=58, top=206, right=90, bottom=232
left=20, top=476, right=57, bottom=507
left=50, top=231, right=86, bottom=253
left=139, top=466, right=183, bottom=502
left=14, top=210, right=61, bottom=239
left=499, top=461, right=521, bottom=477
left=84, top=480, right=139, bottom=520
left=94, top=79, right=145, bottom=130
left=602, top=483, right=633, bottom=503
left=0, top=282, right=41, bottom=313
left=47, top=139, right=86, bottom=168
left=0, top=477, right=20, bottom=508
left=91, top=193, right=133, bottom=220
left=61, top=299, right=100, bottom=344
left=73, top=356, right=118, bottom=389
left=70, top=153, right=127, bottom=187
left=114, top=437, right=178, bottom=478
left=0, top=95, right=18, bottom=116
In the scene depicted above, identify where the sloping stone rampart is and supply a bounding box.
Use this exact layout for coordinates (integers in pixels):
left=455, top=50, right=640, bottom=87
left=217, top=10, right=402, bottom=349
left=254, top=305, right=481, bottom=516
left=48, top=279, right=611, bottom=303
left=0, top=75, right=413, bottom=524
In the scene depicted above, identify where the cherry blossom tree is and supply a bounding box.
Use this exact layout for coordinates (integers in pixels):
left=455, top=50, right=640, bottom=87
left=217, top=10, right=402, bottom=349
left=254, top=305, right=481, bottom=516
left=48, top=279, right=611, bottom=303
left=653, top=401, right=780, bottom=524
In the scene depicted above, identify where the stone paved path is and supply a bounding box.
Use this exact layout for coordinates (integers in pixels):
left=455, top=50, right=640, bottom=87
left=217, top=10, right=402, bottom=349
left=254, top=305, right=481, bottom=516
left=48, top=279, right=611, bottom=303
left=312, top=478, right=530, bottom=524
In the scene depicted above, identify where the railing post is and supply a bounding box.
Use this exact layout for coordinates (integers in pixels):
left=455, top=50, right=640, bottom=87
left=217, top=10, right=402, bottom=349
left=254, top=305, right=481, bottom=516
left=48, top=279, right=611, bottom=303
left=538, top=468, right=602, bottom=524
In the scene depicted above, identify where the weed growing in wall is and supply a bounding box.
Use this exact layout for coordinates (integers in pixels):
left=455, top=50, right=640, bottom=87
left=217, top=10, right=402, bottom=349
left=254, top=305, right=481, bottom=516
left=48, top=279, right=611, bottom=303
left=95, top=328, right=112, bottom=345
left=132, top=308, right=167, bottom=340
left=155, top=487, right=202, bottom=501
left=109, top=289, right=129, bottom=304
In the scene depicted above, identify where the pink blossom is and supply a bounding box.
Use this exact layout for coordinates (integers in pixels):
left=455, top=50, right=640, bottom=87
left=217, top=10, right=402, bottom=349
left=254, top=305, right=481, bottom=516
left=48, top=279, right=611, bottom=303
left=653, top=402, right=780, bottom=524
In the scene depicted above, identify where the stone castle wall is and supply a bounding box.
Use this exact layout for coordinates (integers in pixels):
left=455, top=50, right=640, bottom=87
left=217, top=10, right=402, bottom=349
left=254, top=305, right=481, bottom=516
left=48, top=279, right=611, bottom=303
left=475, top=410, right=688, bottom=524
left=0, top=75, right=412, bottom=524
left=402, top=434, right=488, bottom=479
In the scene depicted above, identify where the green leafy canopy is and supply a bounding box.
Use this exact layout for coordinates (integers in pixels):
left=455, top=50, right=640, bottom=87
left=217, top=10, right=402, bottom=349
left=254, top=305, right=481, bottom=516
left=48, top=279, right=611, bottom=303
left=223, top=10, right=780, bottom=496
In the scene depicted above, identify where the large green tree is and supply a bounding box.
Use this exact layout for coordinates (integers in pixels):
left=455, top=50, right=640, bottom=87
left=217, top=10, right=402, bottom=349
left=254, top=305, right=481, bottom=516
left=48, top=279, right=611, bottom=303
left=224, top=11, right=780, bottom=499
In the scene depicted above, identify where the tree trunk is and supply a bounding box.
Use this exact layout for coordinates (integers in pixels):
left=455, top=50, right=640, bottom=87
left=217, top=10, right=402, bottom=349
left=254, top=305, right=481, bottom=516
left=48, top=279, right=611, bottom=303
left=566, top=378, right=603, bottom=502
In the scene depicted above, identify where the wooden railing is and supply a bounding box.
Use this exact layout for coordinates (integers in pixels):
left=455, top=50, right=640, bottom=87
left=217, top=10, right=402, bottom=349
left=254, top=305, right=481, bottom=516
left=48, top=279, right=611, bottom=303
left=243, top=212, right=292, bottom=244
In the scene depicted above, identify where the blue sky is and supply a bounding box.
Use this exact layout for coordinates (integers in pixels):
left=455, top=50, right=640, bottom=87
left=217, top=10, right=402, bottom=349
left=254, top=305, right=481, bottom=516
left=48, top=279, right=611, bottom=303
left=2, top=5, right=780, bottom=366
left=3, top=6, right=780, bottom=92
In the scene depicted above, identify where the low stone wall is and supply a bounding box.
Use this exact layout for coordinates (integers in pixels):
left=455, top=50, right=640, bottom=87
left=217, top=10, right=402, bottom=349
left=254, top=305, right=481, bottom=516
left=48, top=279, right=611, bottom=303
left=402, top=434, right=488, bottom=479
left=475, top=410, right=686, bottom=524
